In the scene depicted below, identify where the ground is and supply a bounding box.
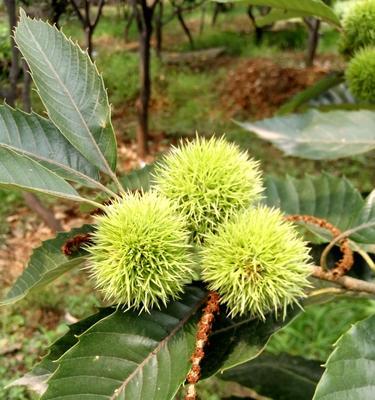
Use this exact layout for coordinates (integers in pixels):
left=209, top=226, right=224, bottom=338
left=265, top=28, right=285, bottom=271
left=0, top=4, right=374, bottom=399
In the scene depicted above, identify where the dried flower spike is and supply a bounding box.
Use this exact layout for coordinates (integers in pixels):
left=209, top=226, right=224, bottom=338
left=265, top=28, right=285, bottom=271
left=202, top=206, right=312, bottom=319
left=87, top=191, right=194, bottom=312
left=153, top=136, right=263, bottom=244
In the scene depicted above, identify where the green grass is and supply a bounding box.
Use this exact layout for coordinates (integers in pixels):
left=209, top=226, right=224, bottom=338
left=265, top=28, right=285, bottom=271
left=152, top=67, right=222, bottom=135
left=97, top=50, right=140, bottom=106
left=267, top=298, right=375, bottom=360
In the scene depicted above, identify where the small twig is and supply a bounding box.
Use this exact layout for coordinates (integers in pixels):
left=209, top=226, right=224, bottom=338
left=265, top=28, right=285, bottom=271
left=285, top=215, right=353, bottom=277
left=92, top=0, right=106, bottom=29
left=310, top=265, right=375, bottom=295
left=185, top=292, right=220, bottom=400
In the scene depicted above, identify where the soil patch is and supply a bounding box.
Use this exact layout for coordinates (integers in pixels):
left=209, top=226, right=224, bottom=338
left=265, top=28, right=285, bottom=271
left=221, top=57, right=329, bottom=119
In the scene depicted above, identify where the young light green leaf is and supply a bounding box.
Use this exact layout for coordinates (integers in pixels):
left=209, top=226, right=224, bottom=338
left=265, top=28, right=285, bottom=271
left=14, top=10, right=117, bottom=175
left=238, top=110, right=375, bottom=160
left=314, top=314, right=375, bottom=400
left=1, top=225, right=93, bottom=306
left=41, top=287, right=206, bottom=400
left=0, top=105, right=100, bottom=187
left=234, top=0, right=341, bottom=27
left=0, top=147, right=88, bottom=202
left=221, top=352, right=323, bottom=400
left=256, top=9, right=312, bottom=27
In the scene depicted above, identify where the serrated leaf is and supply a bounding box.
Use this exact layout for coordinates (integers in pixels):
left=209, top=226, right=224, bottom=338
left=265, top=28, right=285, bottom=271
left=15, top=10, right=117, bottom=174
left=0, top=147, right=87, bottom=202
left=234, top=0, right=341, bottom=27
left=201, top=306, right=301, bottom=376
left=0, top=105, right=100, bottom=187
left=263, top=174, right=375, bottom=245
left=351, top=190, right=375, bottom=244
left=119, top=164, right=154, bottom=192
left=41, top=287, right=206, bottom=400
left=221, top=352, right=323, bottom=400
left=1, top=225, right=93, bottom=306
left=314, top=314, right=375, bottom=400
left=264, top=174, right=363, bottom=231
left=238, top=110, right=375, bottom=160
left=9, top=308, right=115, bottom=394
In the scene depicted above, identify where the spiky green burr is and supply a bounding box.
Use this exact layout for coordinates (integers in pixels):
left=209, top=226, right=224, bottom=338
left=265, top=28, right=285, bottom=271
left=153, top=136, right=263, bottom=244
left=340, top=0, right=375, bottom=55
left=202, top=206, right=311, bottom=320
left=87, top=191, right=194, bottom=312
left=346, top=47, right=375, bottom=102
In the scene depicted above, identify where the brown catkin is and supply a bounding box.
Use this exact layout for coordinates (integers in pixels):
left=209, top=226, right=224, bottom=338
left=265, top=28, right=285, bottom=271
left=61, top=233, right=93, bottom=256
left=185, top=292, right=220, bottom=400
left=284, top=215, right=354, bottom=278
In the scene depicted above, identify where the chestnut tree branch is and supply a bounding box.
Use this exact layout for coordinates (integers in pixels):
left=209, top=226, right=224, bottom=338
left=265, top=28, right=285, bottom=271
left=310, top=265, right=375, bottom=295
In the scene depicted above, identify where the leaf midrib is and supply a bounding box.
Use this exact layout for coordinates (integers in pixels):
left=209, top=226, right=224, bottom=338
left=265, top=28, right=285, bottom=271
left=110, top=297, right=205, bottom=399
left=22, top=18, right=111, bottom=174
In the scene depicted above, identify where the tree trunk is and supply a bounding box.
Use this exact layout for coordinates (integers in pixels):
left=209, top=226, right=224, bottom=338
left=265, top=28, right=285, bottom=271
left=22, top=193, right=63, bottom=232
left=4, top=0, right=20, bottom=107
left=177, top=8, right=194, bottom=49
left=71, top=0, right=105, bottom=59
left=136, top=7, right=153, bottom=158
left=211, top=2, right=221, bottom=26
left=124, top=8, right=135, bottom=42
left=199, top=5, right=206, bottom=35
left=155, top=0, right=163, bottom=58
left=51, top=0, right=68, bottom=28
left=85, top=25, right=94, bottom=58
left=247, top=5, right=264, bottom=45
left=305, top=18, right=321, bottom=67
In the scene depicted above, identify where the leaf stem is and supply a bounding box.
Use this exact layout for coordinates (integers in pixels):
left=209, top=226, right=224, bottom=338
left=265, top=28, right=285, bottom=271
left=310, top=265, right=375, bottom=295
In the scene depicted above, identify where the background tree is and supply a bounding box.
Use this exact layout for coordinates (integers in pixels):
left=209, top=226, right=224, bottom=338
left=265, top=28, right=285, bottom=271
left=131, top=0, right=159, bottom=158
left=70, top=0, right=106, bottom=58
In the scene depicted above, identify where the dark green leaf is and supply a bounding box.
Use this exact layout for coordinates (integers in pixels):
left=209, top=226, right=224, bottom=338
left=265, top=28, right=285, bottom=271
left=351, top=191, right=375, bottom=244
left=0, top=105, right=100, bottom=186
left=8, top=308, right=114, bottom=394
left=119, top=164, right=154, bottom=192
left=41, top=287, right=206, bottom=400
left=202, top=306, right=300, bottom=376
left=237, top=110, right=375, bottom=160
left=0, top=147, right=87, bottom=202
left=221, top=352, right=323, bottom=400
left=263, top=174, right=375, bottom=246
left=314, top=314, right=375, bottom=400
left=1, top=225, right=93, bottom=306
left=15, top=10, right=117, bottom=174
